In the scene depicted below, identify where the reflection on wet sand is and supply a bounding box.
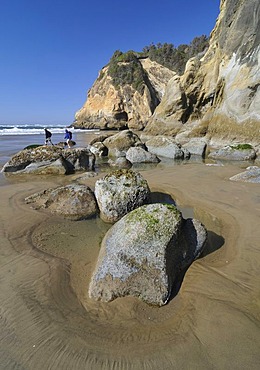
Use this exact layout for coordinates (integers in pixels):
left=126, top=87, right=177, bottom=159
left=0, top=163, right=260, bottom=369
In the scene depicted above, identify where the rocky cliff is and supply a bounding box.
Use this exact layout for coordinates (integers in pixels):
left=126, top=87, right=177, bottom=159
left=145, top=0, right=260, bottom=143
left=74, top=55, right=175, bottom=131
left=74, top=0, right=260, bottom=143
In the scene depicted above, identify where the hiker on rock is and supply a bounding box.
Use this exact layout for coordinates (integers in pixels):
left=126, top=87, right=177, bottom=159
left=44, top=128, right=53, bottom=145
left=64, top=129, right=73, bottom=148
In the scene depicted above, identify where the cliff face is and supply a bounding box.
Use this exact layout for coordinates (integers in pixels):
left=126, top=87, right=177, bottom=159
left=74, top=59, right=175, bottom=131
left=74, top=0, right=260, bottom=143
left=145, top=0, right=260, bottom=143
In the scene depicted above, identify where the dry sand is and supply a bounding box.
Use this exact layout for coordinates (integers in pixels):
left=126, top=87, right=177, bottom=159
left=0, top=163, right=260, bottom=369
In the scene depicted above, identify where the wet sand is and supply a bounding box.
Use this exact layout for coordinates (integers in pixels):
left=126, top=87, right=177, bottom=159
left=1, top=163, right=260, bottom=369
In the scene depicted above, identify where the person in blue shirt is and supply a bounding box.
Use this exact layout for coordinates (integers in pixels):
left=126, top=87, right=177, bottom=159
left=64, top=129, right=72, bottom=148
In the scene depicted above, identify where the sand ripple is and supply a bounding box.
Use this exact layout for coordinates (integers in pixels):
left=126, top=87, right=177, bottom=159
left=1, top=164, right=260, bottom=369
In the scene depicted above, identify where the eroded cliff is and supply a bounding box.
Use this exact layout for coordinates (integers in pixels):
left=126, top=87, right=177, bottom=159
left=74, top=0, right=260, bottom=143
left=74, top=54, right=175, bottom=131
left=145, top=0, right=260, bottom=143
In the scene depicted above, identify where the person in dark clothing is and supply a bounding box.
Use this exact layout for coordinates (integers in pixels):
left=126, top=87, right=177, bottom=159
left=44, top=128, right=53, bottom=145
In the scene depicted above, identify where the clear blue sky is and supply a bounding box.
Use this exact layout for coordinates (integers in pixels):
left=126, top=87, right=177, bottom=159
left=0, top=0, right=220, bottom=125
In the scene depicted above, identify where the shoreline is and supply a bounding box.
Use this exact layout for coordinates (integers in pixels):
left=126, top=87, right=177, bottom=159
left=1, top=163, right=260, bottom=369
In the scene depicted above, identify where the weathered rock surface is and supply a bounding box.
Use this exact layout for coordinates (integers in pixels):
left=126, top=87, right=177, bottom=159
left=94, top=169, right=150, bottom=223
left=88, top=142, right=108, bottom=157
left=126, top=147, right=160, bottom=164
left=145, top=0, right=260, bottom=143
left=2, top=146, right=95, bottom=174
left=182, top=138, right=207, bottom=157
left=73, top=1, right=260, bottom=144
left=146, top=136, right=190, bottom=159
left=74, top=58, right=175, bottom=131
left=208, top=144, right=256, bottom=161
left=229, top=166, right=260, bottom=183
left=107, top=157, right=132, bottom=169
left=16, top=158, right=69, bottom=175
left=103, top=130, right=145, bottom=157
left=25, top=184, right=98, bottom=220
left=89, top=203, right=207, bottom=305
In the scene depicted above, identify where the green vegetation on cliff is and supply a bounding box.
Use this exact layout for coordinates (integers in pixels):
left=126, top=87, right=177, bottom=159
left=107, top=35, right=209, bottom=94
left=142, top=35, right=209, bottom=74
left=108, top=51, right=149, bottom=94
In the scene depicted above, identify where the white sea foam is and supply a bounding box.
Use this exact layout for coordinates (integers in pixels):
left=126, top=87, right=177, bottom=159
left=0, top=124, right=99, bottom=136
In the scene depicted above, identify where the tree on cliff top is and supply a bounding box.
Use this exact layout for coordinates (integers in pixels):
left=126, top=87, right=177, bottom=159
left=142, top=35, right=209, bottom=74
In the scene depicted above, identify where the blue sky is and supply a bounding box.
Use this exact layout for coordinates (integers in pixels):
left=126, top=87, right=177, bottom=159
left=0, top=0, right=220, bottom=125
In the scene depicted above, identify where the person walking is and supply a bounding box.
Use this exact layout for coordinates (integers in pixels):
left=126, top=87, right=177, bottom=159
left=64, top=129, right=73, bottom=148
left=44, top=128, right=53, bottom=145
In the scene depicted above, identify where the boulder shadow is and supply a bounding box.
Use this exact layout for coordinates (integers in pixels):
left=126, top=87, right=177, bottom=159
left=169, top=230, right=225, bottom=302
left=149, top=191, right=176, bottom=206
left=149, top=191, right=225, bottom=304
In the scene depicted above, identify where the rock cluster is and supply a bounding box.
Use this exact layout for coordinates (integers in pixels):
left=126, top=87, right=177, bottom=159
left=2, top=146, right=95, bottom=174
left=24, top=168, right=207, bottom=305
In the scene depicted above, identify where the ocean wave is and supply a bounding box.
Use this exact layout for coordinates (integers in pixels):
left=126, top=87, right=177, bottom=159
left=0, top=124, right=99, bottom=136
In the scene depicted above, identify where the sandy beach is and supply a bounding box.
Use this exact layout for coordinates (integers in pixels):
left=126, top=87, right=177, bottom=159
left=1, top=160, right=260, bottom=369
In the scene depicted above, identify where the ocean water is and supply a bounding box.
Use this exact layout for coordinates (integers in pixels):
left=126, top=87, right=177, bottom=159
left=0, top=123, right=100, bottom=169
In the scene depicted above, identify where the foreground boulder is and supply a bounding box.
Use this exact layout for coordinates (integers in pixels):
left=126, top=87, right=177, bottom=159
left=89, top=203, right=207, bottom=305
left=94, top=169, right=150, bottom=223
left=2, top=146, right=95, bottom=174
left=25, top=184, right=98, bottom=220
left=208, top=144, right=256, bottom=161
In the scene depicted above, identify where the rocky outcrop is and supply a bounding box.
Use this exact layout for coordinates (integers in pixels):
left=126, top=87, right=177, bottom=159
left=74, top=56, right=175, bottom=131
left=145, top=0, right=260, bottom=143
left=89, top=203, right=207, bottom=305
left=25, top=184, right=98, bottom=220
left=94, top=169, right=150, bottom=223
left=2, top=146, right=95, bottom=174
left=73, top=1, right=259, bottom=144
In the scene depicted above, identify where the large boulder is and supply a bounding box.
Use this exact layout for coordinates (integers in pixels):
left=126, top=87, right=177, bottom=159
left=146, top=136, right=190, bottom=159
left=103, top=130, right=145, bottom=157
left=89, top=203, right=207, bottom=305
left=2, top=146, right=95, bottom=174
left=94, top=169, right=150, bottom=223
left=208, top=144, right=256, bottom=161
left=25, top=184, right=98, bottom=220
